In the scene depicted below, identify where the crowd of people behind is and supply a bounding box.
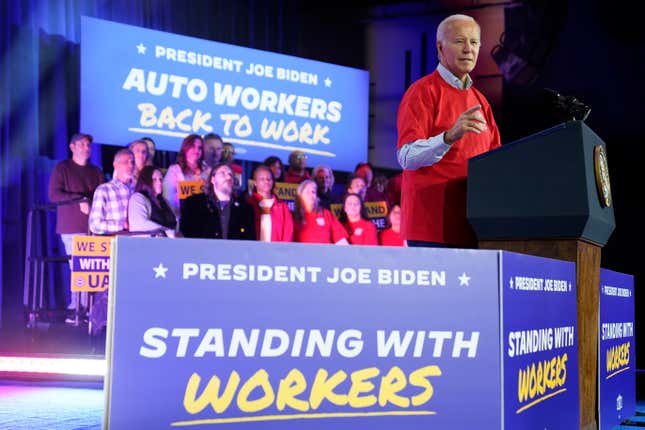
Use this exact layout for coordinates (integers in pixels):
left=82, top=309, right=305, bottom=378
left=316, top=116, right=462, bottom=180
left=48, top=132, right=404, bottom=324
left=49, top=133, right=405, bottom=263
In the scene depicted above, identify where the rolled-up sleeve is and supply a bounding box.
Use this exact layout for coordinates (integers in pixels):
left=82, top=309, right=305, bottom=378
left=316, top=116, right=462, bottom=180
left=397, top=134, right=451, bottom=170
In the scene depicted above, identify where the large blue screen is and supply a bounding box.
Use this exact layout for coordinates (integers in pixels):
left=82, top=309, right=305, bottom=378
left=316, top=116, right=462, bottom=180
left=81, top=17, right=369, bottom=171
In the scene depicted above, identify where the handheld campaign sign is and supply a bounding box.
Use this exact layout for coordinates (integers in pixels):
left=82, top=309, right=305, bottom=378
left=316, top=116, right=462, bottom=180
left=70, top=235, right=112, bottom=292
left=331, top=201, right=389, bottom=230
left=273, top=182, right=299, bottom=211
left=105, top=239, right=578, bottom=429
left=81, top=17, right=369, bottom=172
left=177, top=180, right=205, bottom=200
left=599, top=269, right=635, bottom=429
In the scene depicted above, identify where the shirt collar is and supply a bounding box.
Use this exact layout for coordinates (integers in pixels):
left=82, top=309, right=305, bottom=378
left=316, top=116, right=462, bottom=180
left=111, top=177, right=133, bottom=189
left=437, top=63, right=473, bottom=90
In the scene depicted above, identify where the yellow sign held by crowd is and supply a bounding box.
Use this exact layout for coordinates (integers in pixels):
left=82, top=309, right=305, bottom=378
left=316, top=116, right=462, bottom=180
left=273, top=182, right=299, bottom=202
left=330, top=201, right=389, bottom=219
left=70, top=235, right=113, bottom=292
left=178, top=180, right=205, bottom=200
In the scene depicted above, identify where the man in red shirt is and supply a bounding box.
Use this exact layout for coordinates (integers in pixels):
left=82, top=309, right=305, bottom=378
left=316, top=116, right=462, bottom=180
left=397, top=14, right=500, bottom=247
left=284, top=150, right=311, bottom=184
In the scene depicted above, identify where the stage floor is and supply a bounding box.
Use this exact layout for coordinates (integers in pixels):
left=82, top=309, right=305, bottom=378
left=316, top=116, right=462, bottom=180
left=1, top=379, right=645, bottom=429
left=0, top=380, right=103, bottom=429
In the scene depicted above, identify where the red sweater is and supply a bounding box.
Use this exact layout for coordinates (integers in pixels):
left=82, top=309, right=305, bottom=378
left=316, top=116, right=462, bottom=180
left=250, top=193, right=294, bottom=242
left=379, top=227, right=404, bottom=247
left=345, top=218, right=378, bottom=246
left=284, top=168, right=310, bottom=184
left=294, top=209, right=347, bottom=244
left=396, top=70, right=500, bottom=246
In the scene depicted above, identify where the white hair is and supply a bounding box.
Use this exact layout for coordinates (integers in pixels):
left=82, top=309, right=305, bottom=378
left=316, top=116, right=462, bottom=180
left=312, top=164, right=335, bottom=188
left=436, top=14, right=479, bottom=42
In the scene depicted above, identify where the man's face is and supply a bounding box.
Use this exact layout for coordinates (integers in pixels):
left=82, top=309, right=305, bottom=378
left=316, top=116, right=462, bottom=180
left=437, top=20, right=480, bottom=79
left=315, top=168, right=333, bottom=193
left=113, top=153, right=135, bottom=183
left=131, top=142, right=149, bottom=170
left=293, top=152, right=307, bottom=170
left=69, top=138, right=92, bottom=162
left=204, top=138, right=224, bottom=164
left=211, top=165, right=234, bottom=197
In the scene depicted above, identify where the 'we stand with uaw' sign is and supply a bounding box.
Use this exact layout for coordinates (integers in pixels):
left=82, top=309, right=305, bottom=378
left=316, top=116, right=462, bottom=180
left=71, top=235, right=112, bottom=292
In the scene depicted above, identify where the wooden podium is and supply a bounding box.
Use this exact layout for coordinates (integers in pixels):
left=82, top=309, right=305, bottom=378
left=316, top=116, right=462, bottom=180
left=467, top=121, right=615, bottom=430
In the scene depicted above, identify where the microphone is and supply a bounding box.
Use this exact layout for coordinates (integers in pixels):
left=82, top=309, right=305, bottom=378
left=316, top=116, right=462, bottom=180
left=544, top=88, right=591, bottom=121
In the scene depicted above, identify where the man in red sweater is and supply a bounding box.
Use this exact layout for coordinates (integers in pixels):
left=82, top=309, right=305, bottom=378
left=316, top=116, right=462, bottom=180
left=396, top=14, right=501, bottom=248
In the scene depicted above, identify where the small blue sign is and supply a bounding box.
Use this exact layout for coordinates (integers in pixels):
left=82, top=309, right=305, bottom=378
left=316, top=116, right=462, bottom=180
left=599, top=269, right=635, bottom=429
left=501, top=251, right=579, bottom=429
left=81, top=17, right=369, bottom=172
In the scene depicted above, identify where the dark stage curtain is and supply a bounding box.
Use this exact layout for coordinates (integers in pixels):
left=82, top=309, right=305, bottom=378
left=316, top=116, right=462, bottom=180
left=0, top=0, right=296, bottom=327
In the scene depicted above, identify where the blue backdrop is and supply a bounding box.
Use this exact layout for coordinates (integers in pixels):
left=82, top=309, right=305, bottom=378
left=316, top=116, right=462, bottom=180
left=81, top=17, right=369, bottom=171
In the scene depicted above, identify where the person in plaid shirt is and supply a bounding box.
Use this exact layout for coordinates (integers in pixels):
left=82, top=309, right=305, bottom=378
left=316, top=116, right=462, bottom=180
left=89, top=149, right=135, bottom=234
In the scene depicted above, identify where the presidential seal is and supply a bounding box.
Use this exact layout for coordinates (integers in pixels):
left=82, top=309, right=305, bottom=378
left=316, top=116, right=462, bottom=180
left=594, top=145, right=612, bottom=208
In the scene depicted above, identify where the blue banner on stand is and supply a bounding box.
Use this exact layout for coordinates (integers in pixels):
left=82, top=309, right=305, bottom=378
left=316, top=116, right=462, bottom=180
left=599, top=269, right=635, bottom=429
left=501, top=251, right=579, bottom=429
left=105, top=239, right=502, bottom=429
left=81, top=17, right=368, bottom=172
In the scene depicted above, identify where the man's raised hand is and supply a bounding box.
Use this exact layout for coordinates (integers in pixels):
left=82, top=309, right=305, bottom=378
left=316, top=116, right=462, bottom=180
left=444, top=105, right=487, bottom=144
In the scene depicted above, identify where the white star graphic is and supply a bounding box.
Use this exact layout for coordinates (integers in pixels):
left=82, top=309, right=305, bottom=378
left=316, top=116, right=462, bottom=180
left=136, top=43, right=147, bottom=54
left=324, top=77, right=332, bottom=87
left=153, top=263, right=168, bottom=279
left=458, top=272, right=470, bottom=286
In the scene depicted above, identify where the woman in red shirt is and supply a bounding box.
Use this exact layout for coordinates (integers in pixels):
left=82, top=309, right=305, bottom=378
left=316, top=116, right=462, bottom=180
left=293, top=180, right=348, bottom=244
left=379, top=204, right=405, bottom=246
left=339, top=193, right=378, bottom=246
left=248, top=165, right=293, bottom=242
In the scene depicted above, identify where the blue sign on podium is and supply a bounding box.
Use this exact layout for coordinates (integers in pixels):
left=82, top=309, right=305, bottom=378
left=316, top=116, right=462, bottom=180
left=599, top=269, right=635, bottom=429
left=104, top=239, right=578, bottom=429
left=501, top=252, right=579, bottom=429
